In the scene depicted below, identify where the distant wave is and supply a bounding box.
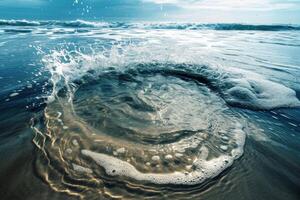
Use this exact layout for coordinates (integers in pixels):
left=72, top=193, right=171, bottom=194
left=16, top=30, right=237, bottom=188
left=0, top=19, right=108, bottom=28
left=148, top=23, right=300, bottom=31
left=0, top=19, right=41, bottom=26
left=1, top=19, right=300, bottom=31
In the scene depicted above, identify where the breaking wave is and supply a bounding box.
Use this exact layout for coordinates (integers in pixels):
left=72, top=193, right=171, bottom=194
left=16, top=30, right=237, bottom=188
left=1, top=19, right=300, bottom=31
left=40, top=44, right=300, bottom=110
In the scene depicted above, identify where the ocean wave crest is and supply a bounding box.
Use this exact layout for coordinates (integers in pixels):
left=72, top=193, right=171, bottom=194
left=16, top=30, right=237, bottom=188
left=38, top=44, right=300, bottom=110
left=1, top=19, right=300, bottom=31
left=0, top=19, right=41, bottom=26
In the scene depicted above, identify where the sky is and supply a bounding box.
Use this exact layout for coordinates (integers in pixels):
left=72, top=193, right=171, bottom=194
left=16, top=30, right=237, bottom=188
left=0, top=0, right=300, bottom=23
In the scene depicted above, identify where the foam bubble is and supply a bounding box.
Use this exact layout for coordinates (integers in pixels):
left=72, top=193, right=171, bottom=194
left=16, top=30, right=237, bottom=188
left=72, top=163, right=93, bottom=174
left=72, top=139, right=79, bottom=146
left=9, top=92, right=19, bottom=97
left=223, top=76, right=300, bottom=110
left=151, top=156, right=160, bottom=161
left=220, top=145, right=228, bottom=151
left=116, top=147, right=126, bottom=154
left=82, top=149, right=232, bottom=185
left=81, top=125, right=246, bottom=185
left=175, top=153, right=183, bottom=158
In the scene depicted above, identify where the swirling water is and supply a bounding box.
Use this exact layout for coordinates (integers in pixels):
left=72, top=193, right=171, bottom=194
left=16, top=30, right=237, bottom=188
left=0, top=20, right=299, bottom=200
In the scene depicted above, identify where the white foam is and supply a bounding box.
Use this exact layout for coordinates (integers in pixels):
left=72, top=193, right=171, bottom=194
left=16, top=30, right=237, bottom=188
left=151, top=155, right=160, bottom=161
left=175, top=153, right=183, bottom=158
left=116, top=147, right=126, bottom=154
left=81, top=125, right=245, bottom=185
left=224, top=75, right=300, bottom=110
left=72, top=163, right=93, bottom=173
left=82, top=149, right=233, bottom=185
left=220, top=145, right=228, bottom=151
left=9, top=92, right=19, bottom=97
left=72, top=139, right=79, bottom=146
left=165, top=155, right=173, bottom=160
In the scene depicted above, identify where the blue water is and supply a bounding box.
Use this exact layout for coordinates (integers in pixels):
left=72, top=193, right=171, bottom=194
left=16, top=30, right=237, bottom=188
left=0, top=20, right=299, bottom=200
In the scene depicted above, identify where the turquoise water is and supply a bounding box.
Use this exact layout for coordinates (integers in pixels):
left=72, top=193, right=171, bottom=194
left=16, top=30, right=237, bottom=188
left=0, top=20, right=299, bottom=199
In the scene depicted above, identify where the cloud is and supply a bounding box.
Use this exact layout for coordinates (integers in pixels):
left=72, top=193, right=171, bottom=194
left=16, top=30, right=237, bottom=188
left=144, top=0, right=300, bottom=11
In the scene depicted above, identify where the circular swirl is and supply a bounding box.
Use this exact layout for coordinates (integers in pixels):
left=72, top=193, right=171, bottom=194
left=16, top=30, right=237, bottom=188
left=33, top=67, right=246, bottom=199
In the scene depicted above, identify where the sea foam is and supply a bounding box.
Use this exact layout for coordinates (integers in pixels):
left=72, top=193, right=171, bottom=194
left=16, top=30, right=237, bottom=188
left=81, top=123, right=246, bottom=185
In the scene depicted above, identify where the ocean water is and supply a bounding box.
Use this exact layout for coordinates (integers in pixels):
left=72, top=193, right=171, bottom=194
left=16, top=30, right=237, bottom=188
left=0, top=20, right=300, bottom=200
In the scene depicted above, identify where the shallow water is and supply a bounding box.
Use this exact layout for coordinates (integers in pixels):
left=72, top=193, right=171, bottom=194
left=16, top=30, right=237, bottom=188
left=0, top=20, right=299, bottom=200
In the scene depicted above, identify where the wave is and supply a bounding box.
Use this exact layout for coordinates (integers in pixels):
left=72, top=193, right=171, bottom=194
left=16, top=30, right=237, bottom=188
left=145, top=23, right=300, bottom=31
left=1, top=19, right=300, bottom=31
left=0, top=19, right=108, bottom=28
left=31, top=41, right=300, bottom=198
left=39, top=45, right=300, bottom=110
left=33, top=45, right=248, bottom=198
left=0, top=19, right=41, bottom=26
